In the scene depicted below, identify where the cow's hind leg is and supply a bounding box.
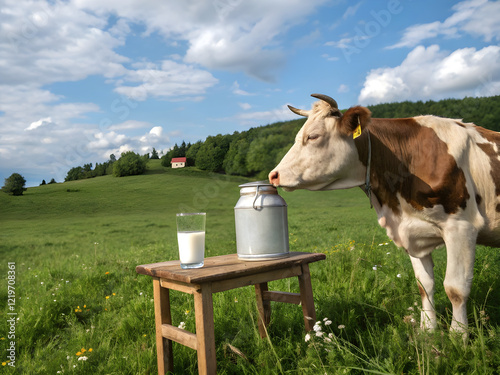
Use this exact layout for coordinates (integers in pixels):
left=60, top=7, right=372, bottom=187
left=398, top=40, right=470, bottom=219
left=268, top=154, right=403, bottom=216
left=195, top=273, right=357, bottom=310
left=410, top=254, right=437, bottom=330
left=443, top=222, right=476, bottom=333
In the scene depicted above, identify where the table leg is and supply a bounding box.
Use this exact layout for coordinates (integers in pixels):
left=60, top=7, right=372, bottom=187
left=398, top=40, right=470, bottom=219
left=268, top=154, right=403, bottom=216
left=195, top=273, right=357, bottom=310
left=153, top=278, right=174, bottom=375
left=255, top=282, right=271, bottom=338
left=194, top=284, right=216, bottom=375
left=298, top=263, right=316, bottom=331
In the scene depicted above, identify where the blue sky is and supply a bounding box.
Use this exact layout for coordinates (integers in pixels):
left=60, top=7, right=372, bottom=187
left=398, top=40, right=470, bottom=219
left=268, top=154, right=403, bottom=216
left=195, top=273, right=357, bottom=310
left=1, top=0, right=499, bottom=187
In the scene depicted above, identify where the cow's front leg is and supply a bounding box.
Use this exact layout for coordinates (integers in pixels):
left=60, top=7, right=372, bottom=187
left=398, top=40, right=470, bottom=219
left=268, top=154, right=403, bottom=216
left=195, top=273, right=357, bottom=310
left=443, top=221, right=477, bottom=333
left=410, top=254, right=437, bottom=330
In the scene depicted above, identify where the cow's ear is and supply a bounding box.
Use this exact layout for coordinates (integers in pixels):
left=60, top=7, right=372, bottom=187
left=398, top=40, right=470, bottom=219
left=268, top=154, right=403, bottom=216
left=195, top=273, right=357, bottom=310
left=338, top=106, right=372, bottom=137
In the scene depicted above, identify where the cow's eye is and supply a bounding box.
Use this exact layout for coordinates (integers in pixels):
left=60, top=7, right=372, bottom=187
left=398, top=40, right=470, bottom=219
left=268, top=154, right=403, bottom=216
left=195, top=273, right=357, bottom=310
left=307, top=134, right=320, bottom=141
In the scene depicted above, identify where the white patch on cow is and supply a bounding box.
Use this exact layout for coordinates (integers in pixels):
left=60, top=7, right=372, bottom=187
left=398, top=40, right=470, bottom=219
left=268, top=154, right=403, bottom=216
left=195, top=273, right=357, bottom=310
left=373, top=193, right=445, bottom=258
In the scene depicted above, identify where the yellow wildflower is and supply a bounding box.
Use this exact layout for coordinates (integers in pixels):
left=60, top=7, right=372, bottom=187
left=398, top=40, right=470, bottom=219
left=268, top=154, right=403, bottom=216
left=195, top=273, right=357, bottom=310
left=88, top=348, right=93, bottom=352
left=105, top=296, right=110, bottom=299
left=76, top=352, right=82, bottom=356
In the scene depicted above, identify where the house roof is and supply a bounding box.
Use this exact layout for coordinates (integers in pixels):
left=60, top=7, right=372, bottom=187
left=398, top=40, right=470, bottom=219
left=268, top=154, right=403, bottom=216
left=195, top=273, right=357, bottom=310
left=171, top=157, right=187, bottom=163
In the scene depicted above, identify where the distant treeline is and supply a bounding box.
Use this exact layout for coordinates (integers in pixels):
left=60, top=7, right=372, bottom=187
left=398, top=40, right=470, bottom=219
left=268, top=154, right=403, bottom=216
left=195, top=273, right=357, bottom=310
left=63, top=148, right=160, bottom=182
left=63, top=95, right=500, bottom=182
left=368, top=95, right=500, bottom=130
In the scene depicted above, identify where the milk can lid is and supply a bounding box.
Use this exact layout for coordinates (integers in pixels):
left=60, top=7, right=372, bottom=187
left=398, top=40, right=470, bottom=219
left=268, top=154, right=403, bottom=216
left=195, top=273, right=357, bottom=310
left=238, top=180, right=272, bottom=188
left=238, top=180, right=278, bottom=196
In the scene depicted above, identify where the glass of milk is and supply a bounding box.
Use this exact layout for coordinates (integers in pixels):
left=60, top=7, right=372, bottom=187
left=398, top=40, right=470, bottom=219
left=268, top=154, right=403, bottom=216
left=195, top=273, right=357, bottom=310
left=176, top=213, right=206, bottom=269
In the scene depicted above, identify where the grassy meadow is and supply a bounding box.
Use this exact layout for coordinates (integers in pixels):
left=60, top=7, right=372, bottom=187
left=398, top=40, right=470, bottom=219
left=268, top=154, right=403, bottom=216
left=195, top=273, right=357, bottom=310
left=1, top=160, right=500, bottom=374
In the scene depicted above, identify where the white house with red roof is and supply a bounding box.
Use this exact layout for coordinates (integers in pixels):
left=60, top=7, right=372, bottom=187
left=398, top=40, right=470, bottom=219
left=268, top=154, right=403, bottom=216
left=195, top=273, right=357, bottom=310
left=171, top=157, right=186, bottom=168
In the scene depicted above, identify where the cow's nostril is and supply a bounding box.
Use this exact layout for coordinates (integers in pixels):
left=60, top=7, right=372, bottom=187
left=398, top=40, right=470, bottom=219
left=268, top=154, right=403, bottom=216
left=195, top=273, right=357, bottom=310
left=269, top=170, right=279, bottom=186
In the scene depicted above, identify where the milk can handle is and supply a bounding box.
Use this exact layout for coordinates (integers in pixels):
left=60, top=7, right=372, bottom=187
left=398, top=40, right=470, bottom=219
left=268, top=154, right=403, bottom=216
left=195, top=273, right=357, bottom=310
left=253, top=185, right=261, bottom=209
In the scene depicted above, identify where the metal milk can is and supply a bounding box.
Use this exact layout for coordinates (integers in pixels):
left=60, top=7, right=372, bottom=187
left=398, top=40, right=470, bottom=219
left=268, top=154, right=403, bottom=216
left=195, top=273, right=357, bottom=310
left=234, top=181, right=290, bottom=260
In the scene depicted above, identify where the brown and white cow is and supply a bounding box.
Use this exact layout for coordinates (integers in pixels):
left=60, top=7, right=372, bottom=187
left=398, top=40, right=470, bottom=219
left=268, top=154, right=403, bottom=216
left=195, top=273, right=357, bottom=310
left=269, top=93, right=500, bottom=332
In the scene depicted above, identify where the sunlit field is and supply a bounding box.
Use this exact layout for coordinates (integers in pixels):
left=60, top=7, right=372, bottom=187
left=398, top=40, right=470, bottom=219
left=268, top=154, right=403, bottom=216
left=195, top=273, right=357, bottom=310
left=1, top=161, right=499, bottom=374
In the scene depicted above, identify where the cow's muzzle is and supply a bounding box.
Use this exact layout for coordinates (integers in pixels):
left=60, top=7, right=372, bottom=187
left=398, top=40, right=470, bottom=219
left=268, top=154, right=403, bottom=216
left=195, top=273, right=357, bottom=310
left=269, top=170, right=279, bottom=186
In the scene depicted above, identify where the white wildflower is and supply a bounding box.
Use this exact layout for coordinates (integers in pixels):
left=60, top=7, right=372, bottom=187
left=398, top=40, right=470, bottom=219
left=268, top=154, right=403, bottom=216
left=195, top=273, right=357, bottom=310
left=78, top=356, right=88, bottom=361
left=338, top=324, right=345, bottom=329
left=324, top=320, right=332, bottom=326
left=305, top=333, right=311, bottom=342
left=178, top=322, right=186, bottom=329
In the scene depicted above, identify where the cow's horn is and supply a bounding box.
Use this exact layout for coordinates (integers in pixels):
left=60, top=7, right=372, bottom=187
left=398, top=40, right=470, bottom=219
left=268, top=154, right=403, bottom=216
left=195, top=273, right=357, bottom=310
left=287, top=105, right=309, bottom=117
left=311, top=93, right=338, bottom=109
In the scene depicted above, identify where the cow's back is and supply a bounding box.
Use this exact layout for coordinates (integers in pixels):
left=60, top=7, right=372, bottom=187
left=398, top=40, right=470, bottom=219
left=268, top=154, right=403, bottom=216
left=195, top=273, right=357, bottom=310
left=367, top=115, right=500, bottom=248
left=467, top=124, right=500, bottom=247
left=418, top=116, right=500, bottom=247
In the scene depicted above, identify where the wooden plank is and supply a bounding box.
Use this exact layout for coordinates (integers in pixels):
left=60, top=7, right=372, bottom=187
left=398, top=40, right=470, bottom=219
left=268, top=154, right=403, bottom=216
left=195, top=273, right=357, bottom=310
left=255, top=283, right=271, bottom=338
left=194, top=284, right=216, bottom=375
left=211, top=265, right=301, bottom=293
left=161, top=324, right=197, bottom=350
left=153, top=278, right=174, bottom=375
left=160, top=279, right=200, bottom=294
left=136, top=252, right=326, bottom=284
left=298, top=263, right=316, bottom=332
left=263, top=291, right=301, bottom=305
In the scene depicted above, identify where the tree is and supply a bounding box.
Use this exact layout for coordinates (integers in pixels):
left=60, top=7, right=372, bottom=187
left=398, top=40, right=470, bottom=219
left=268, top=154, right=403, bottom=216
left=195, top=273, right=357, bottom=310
left=113, top=151, right=147, bottom=177
left=151, top=147, right=159, bottom=159
left=223, top=138, right=250, bottom=176
left=2, top=173, right=27, bottom=196
left=48, top=178, right=57, bottom=184
left=65, top=166, right=84, bottom=182
left=40, top=179, right=46, bottom=186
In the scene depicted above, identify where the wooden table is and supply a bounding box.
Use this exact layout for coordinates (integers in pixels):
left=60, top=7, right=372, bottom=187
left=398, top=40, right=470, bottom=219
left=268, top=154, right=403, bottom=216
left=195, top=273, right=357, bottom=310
left=136, top=252, right=326, bottom=375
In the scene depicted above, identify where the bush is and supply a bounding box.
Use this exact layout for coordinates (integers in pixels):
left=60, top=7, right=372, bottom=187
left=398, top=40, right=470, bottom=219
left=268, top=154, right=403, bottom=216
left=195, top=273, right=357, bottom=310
left=2, top=173, right=27, bottom=196
left=113, top=151, right=147, bottom=177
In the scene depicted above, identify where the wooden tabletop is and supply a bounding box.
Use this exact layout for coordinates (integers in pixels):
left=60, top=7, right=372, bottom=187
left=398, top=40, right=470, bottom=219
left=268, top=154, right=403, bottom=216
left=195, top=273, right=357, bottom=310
left=136, top=252, right=326, bottom=284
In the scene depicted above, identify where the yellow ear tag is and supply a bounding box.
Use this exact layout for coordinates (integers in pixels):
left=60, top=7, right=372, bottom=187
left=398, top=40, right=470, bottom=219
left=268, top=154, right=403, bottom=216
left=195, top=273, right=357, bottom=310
left=353, top=123, right=362, bottom=139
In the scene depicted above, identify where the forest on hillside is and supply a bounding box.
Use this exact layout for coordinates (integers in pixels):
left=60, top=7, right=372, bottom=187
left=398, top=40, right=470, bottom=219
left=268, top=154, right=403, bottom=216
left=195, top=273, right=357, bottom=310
left=66, top=95, right=500, bottom=182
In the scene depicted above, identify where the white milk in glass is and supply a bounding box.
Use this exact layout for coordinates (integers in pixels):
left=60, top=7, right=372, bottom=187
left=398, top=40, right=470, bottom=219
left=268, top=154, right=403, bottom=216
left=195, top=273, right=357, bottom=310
left=177, top=231, right=205, bottom=265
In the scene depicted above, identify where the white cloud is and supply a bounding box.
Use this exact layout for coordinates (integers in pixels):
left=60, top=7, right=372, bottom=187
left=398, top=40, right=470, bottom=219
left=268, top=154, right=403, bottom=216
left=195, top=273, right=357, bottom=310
left=359, top=45, right=500, bottom=104
left=233, top=104, right=298, bottom=126
left=239, top=103, right=252, bottom=110
left=108, top=120, right=151, bottom=131
left=338, top=84, right=349, bottom=93
left=76, top=0, right=328, bottom=82
left=388, top=0, right=500, bottom=49
left=343, top=2, right=363, bottom=19
left=114, top=60, right=218, bottom=101
left=232, top=81, right=254, bottom=96
left=26, top=117, right=53, bottom=131
left=149, top=126, right=163, bottom=137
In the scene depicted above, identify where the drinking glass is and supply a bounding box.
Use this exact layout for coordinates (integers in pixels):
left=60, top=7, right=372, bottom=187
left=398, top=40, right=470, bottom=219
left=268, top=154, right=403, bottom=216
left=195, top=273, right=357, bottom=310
left=176, top=213, right=206, bottom=269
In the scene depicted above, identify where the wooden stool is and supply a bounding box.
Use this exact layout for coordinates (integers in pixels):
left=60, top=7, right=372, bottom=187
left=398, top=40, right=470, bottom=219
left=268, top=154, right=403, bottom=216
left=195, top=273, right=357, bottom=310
left=136, top=252, right=326, bottom=375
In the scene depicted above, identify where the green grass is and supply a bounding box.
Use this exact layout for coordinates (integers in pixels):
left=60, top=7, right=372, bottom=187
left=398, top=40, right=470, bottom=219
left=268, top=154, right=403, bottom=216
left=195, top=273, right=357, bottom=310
left=1, top=160, right=499, bottom=374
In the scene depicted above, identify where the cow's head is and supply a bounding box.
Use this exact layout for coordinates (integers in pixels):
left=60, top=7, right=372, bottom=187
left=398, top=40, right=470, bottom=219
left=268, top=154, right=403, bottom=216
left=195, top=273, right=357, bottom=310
left=269, top=94, right=372, bottom=191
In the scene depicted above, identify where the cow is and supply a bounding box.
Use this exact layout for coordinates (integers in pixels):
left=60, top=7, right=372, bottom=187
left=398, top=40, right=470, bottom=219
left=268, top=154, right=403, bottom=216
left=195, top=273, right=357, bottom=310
left=269, top=93, right=500, bottom=333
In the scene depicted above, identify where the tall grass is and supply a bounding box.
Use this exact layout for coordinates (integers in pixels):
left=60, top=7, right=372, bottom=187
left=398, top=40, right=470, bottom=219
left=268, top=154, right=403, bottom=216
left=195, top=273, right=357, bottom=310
left=1, top=161, right=499, bottom=374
